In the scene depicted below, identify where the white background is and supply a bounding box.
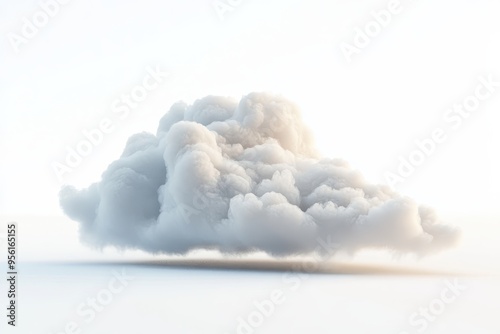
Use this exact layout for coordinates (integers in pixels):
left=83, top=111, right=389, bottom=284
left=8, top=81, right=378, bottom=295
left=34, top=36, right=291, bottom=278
left=0, top=0, right=499, bottom=333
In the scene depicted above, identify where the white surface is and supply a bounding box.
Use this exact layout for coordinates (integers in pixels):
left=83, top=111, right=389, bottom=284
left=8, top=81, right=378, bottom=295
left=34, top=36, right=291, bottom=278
left=0, top=262, right=498, bottom=334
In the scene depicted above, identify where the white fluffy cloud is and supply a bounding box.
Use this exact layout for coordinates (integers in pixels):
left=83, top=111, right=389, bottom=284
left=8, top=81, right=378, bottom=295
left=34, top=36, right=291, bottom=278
left=60, top=92, right=460, bottom=256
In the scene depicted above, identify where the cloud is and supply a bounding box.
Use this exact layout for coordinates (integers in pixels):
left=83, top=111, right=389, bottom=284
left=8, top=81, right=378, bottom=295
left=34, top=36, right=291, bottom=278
left=60, top=92, right=460, bottom=256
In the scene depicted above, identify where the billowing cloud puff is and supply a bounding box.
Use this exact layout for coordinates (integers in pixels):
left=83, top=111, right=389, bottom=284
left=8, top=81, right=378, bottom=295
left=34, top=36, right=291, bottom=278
left=60, top=92, right=460, bottom=256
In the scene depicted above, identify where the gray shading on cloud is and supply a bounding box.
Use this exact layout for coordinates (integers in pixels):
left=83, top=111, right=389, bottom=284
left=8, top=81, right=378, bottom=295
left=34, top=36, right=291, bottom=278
left=60, top=92, right=460, bottom=256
